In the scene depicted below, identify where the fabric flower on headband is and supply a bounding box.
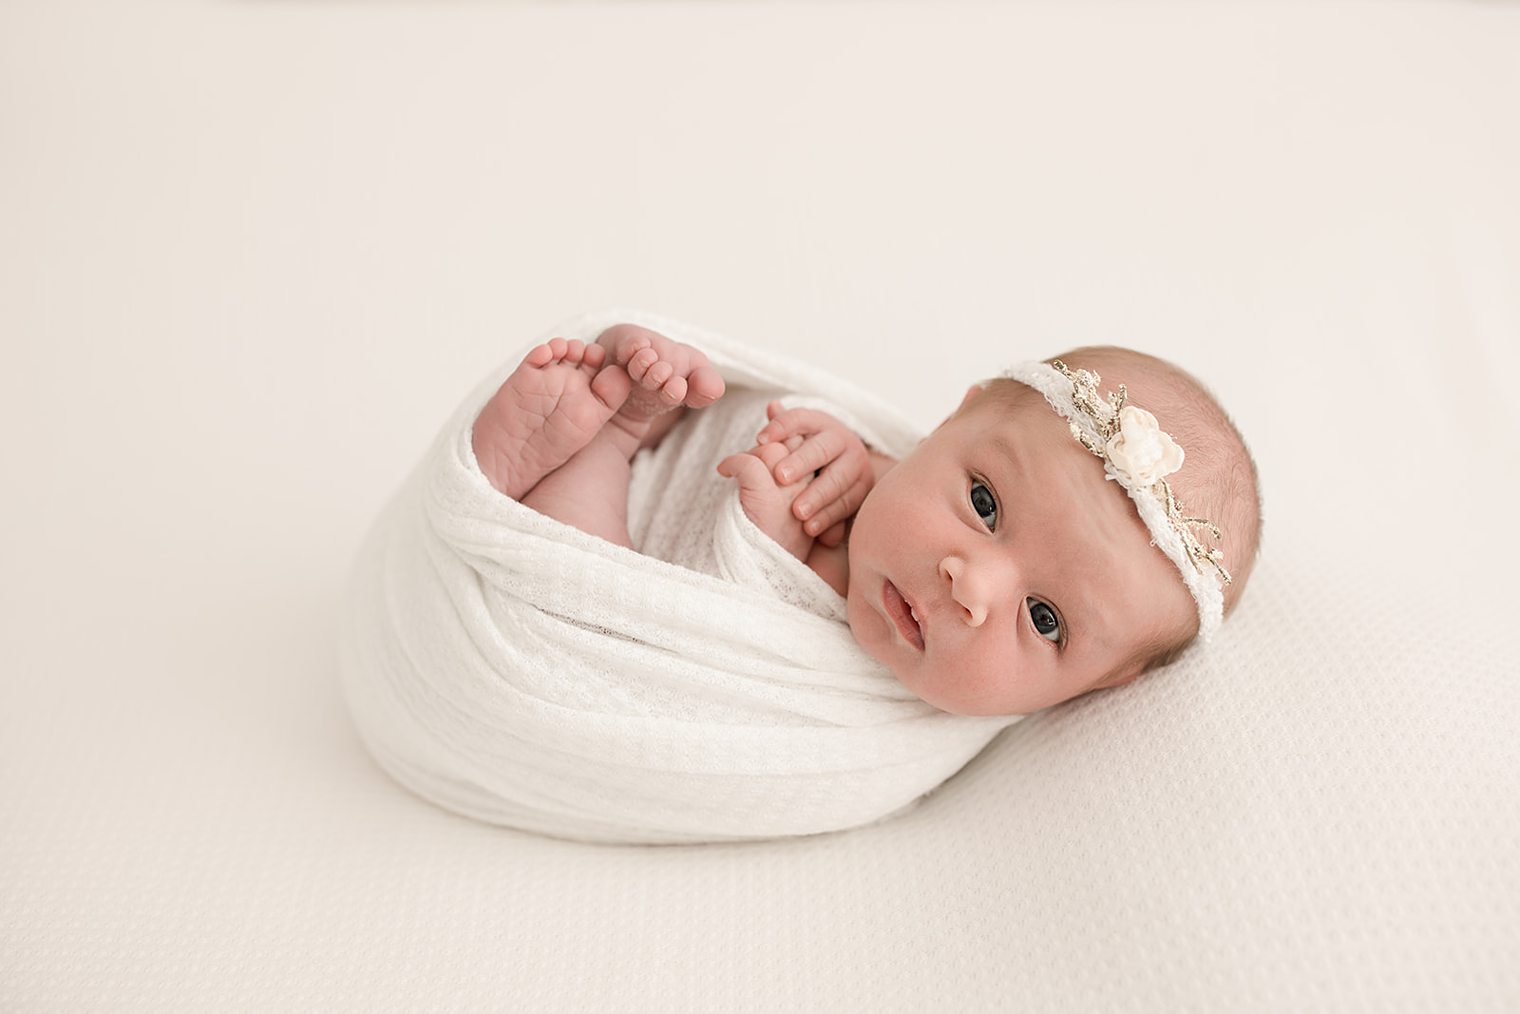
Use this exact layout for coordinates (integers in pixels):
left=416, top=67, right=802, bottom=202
left=1105, top=406, right=1185, bottom=488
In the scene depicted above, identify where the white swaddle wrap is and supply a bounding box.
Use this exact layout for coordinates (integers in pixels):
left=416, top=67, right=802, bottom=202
left=338, top=309, right=1019, bottom=844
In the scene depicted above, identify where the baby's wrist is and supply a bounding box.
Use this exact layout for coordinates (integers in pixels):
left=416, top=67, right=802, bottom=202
left=778, top=523, right=816, bottom=564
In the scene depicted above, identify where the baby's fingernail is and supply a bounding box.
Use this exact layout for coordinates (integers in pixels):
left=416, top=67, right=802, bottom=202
left=797, top=502, right=812, bottom=519
left=805, top=519, right=821, bottom=534
left=757, top=433, right=770, bottom=444
left=778, top=467, right=793, bottom=482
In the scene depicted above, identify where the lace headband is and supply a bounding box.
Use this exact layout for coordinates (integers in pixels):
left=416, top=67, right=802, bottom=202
left=1001, top=359, right=1231, bottom=642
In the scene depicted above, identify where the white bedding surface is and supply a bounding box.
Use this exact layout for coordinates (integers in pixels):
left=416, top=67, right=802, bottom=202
left=3, top=0, right=1518, bottom=1009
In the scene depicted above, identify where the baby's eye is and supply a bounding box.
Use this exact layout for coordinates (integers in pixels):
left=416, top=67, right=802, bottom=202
left=969, top=479, right=998, bottom=531
left=1027, top=598, right=1062, bottom=644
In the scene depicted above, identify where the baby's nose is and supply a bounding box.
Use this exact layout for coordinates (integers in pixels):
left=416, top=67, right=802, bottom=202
left=938, top=556, right=988, bottom=628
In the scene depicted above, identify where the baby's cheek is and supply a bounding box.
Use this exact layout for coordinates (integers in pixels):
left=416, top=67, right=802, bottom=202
left=843, top=590, right=882, bottom=656
left=948, top=654, right=1009, bottom=712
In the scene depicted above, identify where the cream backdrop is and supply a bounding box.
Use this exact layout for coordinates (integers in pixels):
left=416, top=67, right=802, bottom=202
left=3, top=0, right=1518, bottom=1010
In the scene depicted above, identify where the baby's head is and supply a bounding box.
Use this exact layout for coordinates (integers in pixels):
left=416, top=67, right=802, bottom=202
left=846, top=345, right=1262, bottom=716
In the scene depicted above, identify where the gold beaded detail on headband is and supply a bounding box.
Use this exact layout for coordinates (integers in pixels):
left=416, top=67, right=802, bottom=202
left=1049, top=359, right=1232, bottom=587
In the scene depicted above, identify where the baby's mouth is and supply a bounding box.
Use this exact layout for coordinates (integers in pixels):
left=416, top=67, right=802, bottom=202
left=883, top=579, right=925, bottom=651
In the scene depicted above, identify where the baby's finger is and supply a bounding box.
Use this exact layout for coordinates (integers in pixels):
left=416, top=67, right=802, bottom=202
left=788, top=437, right=866, bottom=511
left=756, top=405, right=833, bottom=446
left=716, top=452, right=773, bottom=493
left=735, top=440, right=786, bottom=472
left=774, top=429, right=848, bottom=486
left=817, top=520, right=848, bottom=548
left=757, top=400, right=802, bottom=435
left=799, top=473, right=873, bottom=538
left=792, top=455, right=852, bottom=520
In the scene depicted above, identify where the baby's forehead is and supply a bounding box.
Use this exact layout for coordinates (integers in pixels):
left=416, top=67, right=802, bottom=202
left=966, top=383, right=1077, bottom=454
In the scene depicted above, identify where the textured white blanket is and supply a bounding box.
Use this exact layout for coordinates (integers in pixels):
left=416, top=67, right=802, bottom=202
left=338, top=309, right=1018, bottom=844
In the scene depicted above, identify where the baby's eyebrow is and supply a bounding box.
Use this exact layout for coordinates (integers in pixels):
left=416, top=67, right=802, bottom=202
left=987, top=431, right=1020, bottom=471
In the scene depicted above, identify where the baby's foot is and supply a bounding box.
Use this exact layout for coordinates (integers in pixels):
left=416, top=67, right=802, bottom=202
left=472, top=337, right=633, bottom=500
left=595, top=324, right=726, bottom=450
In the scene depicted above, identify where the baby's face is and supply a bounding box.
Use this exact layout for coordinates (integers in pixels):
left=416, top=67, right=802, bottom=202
left=845, top=384, right=1195, bottom=716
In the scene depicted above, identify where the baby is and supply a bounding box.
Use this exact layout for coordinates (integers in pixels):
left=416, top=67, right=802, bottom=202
left=472, top=323, right=1262, bottom=718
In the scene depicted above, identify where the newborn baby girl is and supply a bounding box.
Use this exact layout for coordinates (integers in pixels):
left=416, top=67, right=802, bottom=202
left=472, top=322, right=1262, bottom=718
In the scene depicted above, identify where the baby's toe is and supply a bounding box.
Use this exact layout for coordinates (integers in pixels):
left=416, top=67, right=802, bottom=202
left=602, top=325, right=654, bottom=366
left=685, top=364, right=726, bottom=408
left=643, top=360, right=675, bottom=390
left=627, top=346, right=659, bottom=383
left=590, top=363, right=632, bottom=412
left=659, top=374, right=688, bottom=407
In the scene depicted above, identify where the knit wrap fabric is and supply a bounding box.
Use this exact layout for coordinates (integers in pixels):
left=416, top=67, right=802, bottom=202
left=337, top=309, right=1017, bottom=844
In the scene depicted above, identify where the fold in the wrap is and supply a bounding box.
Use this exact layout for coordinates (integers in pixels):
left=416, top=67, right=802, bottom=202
left=338, top=308, right=1019, bottom=844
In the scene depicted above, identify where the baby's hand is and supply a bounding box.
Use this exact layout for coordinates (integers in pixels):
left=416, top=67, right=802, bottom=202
left=754, top=403, right=874, bottom=548
left=716, top=437, right=815, bottom=562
